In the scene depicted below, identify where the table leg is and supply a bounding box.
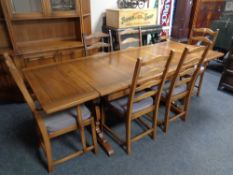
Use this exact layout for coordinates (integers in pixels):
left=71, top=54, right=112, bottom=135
left=95, top=105, right=114, bottom=156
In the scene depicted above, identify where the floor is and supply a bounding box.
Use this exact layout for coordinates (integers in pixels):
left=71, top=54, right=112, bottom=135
left=0, top=69, right=233, bottom=175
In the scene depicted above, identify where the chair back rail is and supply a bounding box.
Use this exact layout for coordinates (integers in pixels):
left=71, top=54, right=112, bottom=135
left=162, top=45, right=210, bottom=133
left=4, top=53, right=37, bottom=112
left=168, top=46, right=210, bottom=100
left=189, top=28, right=219, bottom=49
left=118, top=28, right=142, bottom=50
left=127, top=51, right=174, bottom=119
left=83, top=30, right=113, bottom=56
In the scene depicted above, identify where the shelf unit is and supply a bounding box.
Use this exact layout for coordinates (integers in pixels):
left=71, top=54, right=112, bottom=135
left=0, top=0, right=91, bottom=101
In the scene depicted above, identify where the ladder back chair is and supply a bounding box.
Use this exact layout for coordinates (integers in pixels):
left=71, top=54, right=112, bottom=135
left=102, top=51, right=174, bottom=154
left=118, top=28, right=142, bottom=50
left=3, top=53, right=98, bottom=172
left=188, top=28, right=219, bottom=96
left=83, top=30, right=113, bottom=56
left=161, top=45, right=210, bottom=133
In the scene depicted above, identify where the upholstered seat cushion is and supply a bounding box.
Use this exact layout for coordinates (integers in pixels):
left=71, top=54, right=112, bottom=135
left=109, top=92, right=153, bottom=116
left=162, top=81, right=187, bottom=97
left=200, top=65, right=205, bottom=71
left=41, top=105, right=91, bottom=133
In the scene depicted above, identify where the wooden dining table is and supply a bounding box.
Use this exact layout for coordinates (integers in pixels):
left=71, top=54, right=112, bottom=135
left=23, top=40, right=224, bottom=156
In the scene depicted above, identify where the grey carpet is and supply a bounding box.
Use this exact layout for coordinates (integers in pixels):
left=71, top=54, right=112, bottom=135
left=0, top=70, right=233, bottom=175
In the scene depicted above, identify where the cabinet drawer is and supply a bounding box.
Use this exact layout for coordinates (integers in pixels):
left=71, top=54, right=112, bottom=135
left=60, top=48, right=84, bottom=61
left=20, top=52, right=58, bottom=68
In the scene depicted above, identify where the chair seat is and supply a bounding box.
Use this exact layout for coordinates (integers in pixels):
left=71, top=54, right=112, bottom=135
left=109, top=91, right=153, bottom=116
left=200, top=65, right=205, bottom=72
left=194, top=64, right=205, bottom=73
left=162, top=81, right=187, bottom=97
left=41, top=105, right=91, bottom=133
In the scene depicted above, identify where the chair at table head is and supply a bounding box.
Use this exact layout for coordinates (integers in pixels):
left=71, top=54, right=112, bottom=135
left=118, top=28, right=142, bottom=50
left=3, top=53, right=98, bottom=172
left=83, top=30, right=113, bottom=56
left=189, top=28, right=219, bottom=50
left=162, top=44, right=210, bottom=133
left=188, top=28, right=219, bottom=96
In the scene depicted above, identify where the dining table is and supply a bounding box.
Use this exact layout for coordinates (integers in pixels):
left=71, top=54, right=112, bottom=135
left=23, top=40, right=224, bottom=156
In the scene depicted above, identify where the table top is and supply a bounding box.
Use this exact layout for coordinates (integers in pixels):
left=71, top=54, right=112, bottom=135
left=23, top=41, right=224, bottom=114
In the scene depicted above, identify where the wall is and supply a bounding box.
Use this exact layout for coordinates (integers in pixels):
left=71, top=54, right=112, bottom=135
left=90, top=0, right=157, bottom=32
left=90, top=0, right=117, bottom=32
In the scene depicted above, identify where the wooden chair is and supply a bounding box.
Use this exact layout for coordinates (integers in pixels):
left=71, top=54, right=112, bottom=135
left=3, top=53, right=98, bottom=172
left=83, top=30, right=113, bottom=56
left=118, top=28, right=142, bottom=50
left=161, top=45, right=210, bottom=133
left=188, top=28, right=219, bottom=96
left=102, top=51, right=174, bottom=154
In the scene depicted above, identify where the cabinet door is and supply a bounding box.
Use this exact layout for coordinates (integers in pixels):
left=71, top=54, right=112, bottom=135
left=171, top=0, right=193, bottom=41
left=48, top=0, right=80, bottom=16
left=195, top=1, right=225, bottom=28
left=6, top=0, right=45, bottom=19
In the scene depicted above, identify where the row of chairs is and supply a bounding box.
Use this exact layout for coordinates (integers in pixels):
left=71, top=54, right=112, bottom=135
left=84, top=27, right=219, bottom=96
left=3, top=28, right=218, bottom=172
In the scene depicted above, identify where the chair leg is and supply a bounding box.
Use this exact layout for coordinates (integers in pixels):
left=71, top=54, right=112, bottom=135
left=79, top=125, right=87, bottom=152
left=196, top=72, right=205, bottom=96
left=43, top=139, right=54, bottom=173
left=126, top=119, right=132, bottom=154
left=100, top=103, right=106, bottom=131
left=35, top=115, right=54, bottom=172
left=91, top=119, right=98, bottom=154
left=151, top=111, right=157, bottom=140
left=164, top=102, right=171, bottom=133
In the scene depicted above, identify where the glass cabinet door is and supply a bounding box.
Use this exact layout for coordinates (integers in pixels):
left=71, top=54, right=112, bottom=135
left=50, top=0, right=78, bottom=15
left=11, top=0, right=43, bottom=14
left=50, top=0, right=76, bottom=11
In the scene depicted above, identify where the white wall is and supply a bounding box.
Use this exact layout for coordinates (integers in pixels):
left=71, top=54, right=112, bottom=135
left=90, top=0, right=117, bottom=32
left=90, top=0, right=157, bottom=32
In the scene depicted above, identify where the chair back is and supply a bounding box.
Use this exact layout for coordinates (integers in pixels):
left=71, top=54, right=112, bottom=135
left=118, top=28, right=142, bottom=50
left=83, top=30, right=113, bottom=56
left=167, top=45, right=210, bottom=102
left=3, top=53, right=36, bottom=112
left=126, top=51, right=174, bottom=118
left=189, top=28, right=219, bottom=49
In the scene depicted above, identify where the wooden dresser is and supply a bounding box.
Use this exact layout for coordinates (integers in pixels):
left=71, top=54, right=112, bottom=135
left=218, top=38, right=233, bottom=92
left=171, top=0, right=225, bottom=42
left=0, top=0, right=91, bottom=102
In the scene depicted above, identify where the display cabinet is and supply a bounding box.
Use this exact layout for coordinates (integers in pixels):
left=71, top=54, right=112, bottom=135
left=191, top=0, right=225, bottom=29
left=0, top=0, right=91, bottom=101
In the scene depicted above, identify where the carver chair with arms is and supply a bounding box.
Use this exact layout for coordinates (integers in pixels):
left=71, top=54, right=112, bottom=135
left=3, top=53, right=98, bottom=172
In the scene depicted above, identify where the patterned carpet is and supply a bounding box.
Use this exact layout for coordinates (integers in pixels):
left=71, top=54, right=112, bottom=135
left=0, top=70, right=233, bottom=175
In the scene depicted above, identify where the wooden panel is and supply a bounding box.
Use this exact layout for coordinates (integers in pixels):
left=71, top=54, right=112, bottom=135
left=81, top=0, right=90, bottom=14
left=195, top=1, right=225, bottom=28
left=191, top=0, right=225, bottom=29
left=0, top=3, right=17, bottom=102
left=171, top=0, right=193, bottom=41
left=83, top=15, right=91, bottom=34
left=12, top=19, right=78, bottom=43
left=0, top=23, right=11, bottom=48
